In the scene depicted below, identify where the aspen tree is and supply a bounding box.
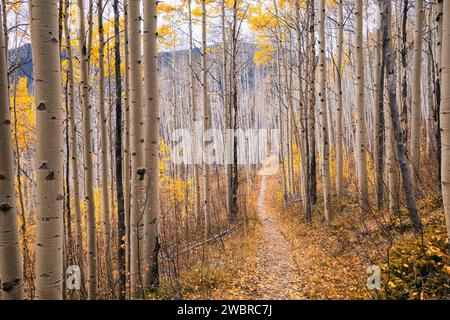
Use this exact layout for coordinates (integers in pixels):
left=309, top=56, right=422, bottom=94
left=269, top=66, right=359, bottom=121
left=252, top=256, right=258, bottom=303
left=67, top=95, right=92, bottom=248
left=230, top=0, right=239, bottom=221
left=355, top=0, right=369, bottom=215
left=387, top=92, right=400, bottom=216
left=296, top=0, right=311, bottom=220
left=77, top=0, right=97, bottom=299
left=386, top=0, right=399, bottom=217
left=63, top=0, right=85, bottom=294
left=410, top=0, right=424, bottom=190
left=0, top=5, right=23, bottom=300
left=188, top=0, right=201, bottom=227
left=308, top=0, right=317, bottom=205
left=435, top=0, right=443, bottom=182
left=201, top=0, right=211, bottom=238
left=143, top=0, right=160, bottom=290
left=381, top=0, right=422, bottom=232
left=335, top=0, right=344, bottom=196
left=318, top=0, right=333, bottom=225
left=374, top=0, right=385, bottom=210
left=30, top=0, right=64, bottom=299
left=97, top=0, right=112, bottom=288
left=123, top=0, right=132, bottom=292
left=1, top=0, right=6, bottom=59
left=222, top=0, right=232, bottom=222
left=112, top=0, right=126, bottom=300
left=128, top=0, right=144, bottom=298
left=441, top=0, right=450, bottom=248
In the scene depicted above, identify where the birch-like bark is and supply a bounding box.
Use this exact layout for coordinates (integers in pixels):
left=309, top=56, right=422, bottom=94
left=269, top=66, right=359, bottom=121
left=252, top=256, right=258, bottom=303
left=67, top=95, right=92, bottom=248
left=113, top=0, right=126, bottom=300
left=318, top=0, right=333, bottom=225
left=30, top=0, right=64, bottom=299
left=188, top=0, right=201, bottom=228
left=308, top=1, right=317, bottom=205
left=123, top=0, right=131, bottom=295
left=335, top=0, right=344, bottom=197
left=143, top=0, right=160, bottom=290
left=77, top=0, right=97, bottom=299
left=440, top=0, right=450, bottom=249
left=128, top=0, right=144, bottom=298
left=355, top=0, right=370, bottom=215
left=374, top=1, right=385, bottom=211
left=63, top=0, right=85, bottom=295
left=296, top=0, right=311, bottom=220
left=201, top=0, right=211, bottom=239
left=222, top=0, right=232, bottom=222
left=435, top=0, right=443, bottom=184
left=381, top=0, right=422, bottom=232
left=97, top=0, right=112, bottom=289
left=0, top=5, right=23, bottom=300
left=410, top=0, right=424, bottom=190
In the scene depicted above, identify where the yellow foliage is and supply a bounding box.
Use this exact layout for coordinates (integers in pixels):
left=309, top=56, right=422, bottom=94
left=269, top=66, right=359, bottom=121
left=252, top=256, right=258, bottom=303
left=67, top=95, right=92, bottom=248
left=158, top=24, right=177, bottom=49
left=192, top=6, right=202, bottom=17
left=254, top=41, right=275, bottom=66
left=158, top=3, right=176, bottom=13
left=248, top=4, right=276, bottom=31
left=10, top=78, right=35, bottom=152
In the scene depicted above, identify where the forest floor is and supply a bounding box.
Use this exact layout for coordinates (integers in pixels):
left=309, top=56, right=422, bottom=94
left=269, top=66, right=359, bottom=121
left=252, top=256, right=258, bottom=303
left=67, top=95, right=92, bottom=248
left=162, top=171, right=449, bottom=300
left=242, top=176, right=306, bottom=299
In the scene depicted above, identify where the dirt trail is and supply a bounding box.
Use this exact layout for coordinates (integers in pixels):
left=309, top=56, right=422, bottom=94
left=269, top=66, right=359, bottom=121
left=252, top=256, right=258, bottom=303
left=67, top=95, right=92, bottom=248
left=252, top=176, right=306, bottom=299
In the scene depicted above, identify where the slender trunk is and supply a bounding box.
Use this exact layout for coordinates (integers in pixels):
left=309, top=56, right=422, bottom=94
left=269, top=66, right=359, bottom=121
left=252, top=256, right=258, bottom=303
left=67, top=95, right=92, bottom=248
left=318, top=0, right=333, bottom=226
left=128, top=0, right=144, bottom=299
left=222, top=0, right=233, bottom=222
left=123, top=0, right=132, bottom=296
left=276, top=54, right=288, bottom=204
left=381, top=0, right=422, bottom=232
left=0, top=6, right=23, bottom=300
left=308, top=1, right=317, bottom=205
left=97, top=0, right=113, bottom=291
left=401, top=0, right=409, bottom=147
left=355, top=0, right=370, bottom=215
left=63, top=0, right=84, bottom=295
left=387, top=84, right=400, bottom=217
left=374, top=1, right=385, bottom=211
left=436, top=0, right=443, bottom=186
left=440, top=0, right=450, bottom=249
left=410, top=0, right=424, bottom=191
left=30, top=0, right=64, bottom=299
left=296, top=0, right=311, bottom=221
left=143, top=0, right=160, bottom=291
left=77, top=0, right=97, bottom=300
left=113, top=0, right=126, bottom=300
left=1, top=0, right=6, bottom=60
left=188, top=0, right=201, bottom=229
left=201, top=0, right=211, bottom=239
left=335, top=0, right=344, bottom=197
left=230, top=1, right=239, bottom=222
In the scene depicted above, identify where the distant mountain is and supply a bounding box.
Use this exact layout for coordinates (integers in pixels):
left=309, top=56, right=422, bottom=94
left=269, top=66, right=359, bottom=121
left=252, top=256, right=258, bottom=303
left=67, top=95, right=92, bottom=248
left=8, top=43, right=33, bottom=84
left=8, top=41, right=258, bottom=90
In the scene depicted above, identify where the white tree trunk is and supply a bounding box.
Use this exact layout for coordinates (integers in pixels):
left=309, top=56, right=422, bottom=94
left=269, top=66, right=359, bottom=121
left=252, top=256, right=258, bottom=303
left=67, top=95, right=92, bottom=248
left=410, top=0, right=424, bottom=190
left=128, top=0, right=144, bottom=299
left=319, top=0, right=333, bottom=225
left=97, top=0, right=112, bottom=288
left=30, top=0, right=64, bottom=300
left=0, top=5, right=23, bottom=300
left=143, top=0, right=160, bottom=290
left=440, top=0, right=450, bottom=249
left=355, top=0, right=369, bottom=215
left=77, top=0, right=97, bottom=300
left=201, top=0, right=211, bottom=239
